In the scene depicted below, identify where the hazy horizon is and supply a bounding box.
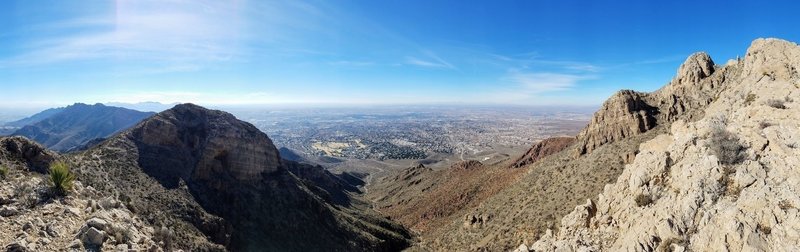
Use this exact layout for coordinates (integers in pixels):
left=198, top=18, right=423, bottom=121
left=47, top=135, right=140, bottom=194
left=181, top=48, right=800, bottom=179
left=2, top=1, right=800, bottom=108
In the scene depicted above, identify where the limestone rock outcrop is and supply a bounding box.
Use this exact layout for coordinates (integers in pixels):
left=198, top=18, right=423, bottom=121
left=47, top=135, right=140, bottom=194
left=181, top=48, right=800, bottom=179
left=574, top=51, right=730, bottom=156
left=575, top=90, right=658, bottom=156
left=527, top=38, right=800, bottom=251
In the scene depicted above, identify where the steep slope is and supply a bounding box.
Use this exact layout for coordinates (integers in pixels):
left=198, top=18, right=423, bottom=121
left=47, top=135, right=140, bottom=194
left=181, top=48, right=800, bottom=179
left=416, top=40, right=746, bottom=251
left=71, top=104, right=411, bottom=251
left=528, top=38, right=800, bottom=251
left=12, top=103, right=153, bottom=152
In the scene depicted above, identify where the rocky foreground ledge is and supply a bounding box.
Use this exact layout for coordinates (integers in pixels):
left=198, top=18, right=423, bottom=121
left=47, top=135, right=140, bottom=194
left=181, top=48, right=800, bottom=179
left=517, top=38, right=800, bottom=251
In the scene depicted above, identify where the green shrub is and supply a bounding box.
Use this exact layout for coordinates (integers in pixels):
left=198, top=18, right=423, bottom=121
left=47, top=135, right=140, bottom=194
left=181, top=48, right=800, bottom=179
left=0, top=165, right=8, bottom=179
left=48, top=161, right=75, bottom=196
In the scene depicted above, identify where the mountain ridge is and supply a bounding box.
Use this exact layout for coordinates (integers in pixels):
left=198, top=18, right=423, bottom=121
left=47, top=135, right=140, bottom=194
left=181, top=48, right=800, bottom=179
left=11, top=103, right=154, bottom=152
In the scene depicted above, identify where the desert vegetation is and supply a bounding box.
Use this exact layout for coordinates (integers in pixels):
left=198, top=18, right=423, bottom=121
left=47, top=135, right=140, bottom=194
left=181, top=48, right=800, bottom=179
left=0, top=165, right=8, bottom=179
left=48, top=161, right=75, bottom=196
left=707, top=122, right=746, bottom=166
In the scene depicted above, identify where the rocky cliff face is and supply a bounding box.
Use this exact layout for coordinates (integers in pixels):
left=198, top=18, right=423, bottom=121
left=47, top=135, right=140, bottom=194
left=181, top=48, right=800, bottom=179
left=575, top=90, right=658, bottom=156
left=124, top=103, right=281, bottom=188
left=524, top=38, right=800, bottom=251
left=574, top=52, right=729, bottom=156
left=75, top=103, right=411, bottom=251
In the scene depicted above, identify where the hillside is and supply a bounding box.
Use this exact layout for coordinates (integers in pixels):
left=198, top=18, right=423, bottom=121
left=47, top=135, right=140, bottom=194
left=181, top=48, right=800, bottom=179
left=11, top=103, right=154, bottom=152
left=1, top=104, right=411, bottom=251
left=395, top=38, right=795, bottom=251
left=527, top=38, right=800, bottom=251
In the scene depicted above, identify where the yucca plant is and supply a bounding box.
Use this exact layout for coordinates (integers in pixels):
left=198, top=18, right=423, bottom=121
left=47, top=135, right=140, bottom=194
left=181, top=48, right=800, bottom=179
left=49, top=161, right=75, bottom=196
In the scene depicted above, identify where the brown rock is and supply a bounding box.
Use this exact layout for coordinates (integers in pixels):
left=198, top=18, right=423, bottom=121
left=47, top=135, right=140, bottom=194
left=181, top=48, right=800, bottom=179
left=451, top=160, right=483, bottom=170
left=510, top=137, right=575, bottom=168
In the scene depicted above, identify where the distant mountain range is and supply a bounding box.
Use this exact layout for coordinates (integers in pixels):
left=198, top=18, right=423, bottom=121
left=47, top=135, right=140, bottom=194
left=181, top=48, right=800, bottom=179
left=8, top=103, right=154, bottom=152
left=103, top=102, right=178, bottom=113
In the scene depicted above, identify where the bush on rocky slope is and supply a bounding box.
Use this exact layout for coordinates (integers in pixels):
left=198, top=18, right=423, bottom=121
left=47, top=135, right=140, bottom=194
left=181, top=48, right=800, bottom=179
left=48, top=161, right=75, bottom=196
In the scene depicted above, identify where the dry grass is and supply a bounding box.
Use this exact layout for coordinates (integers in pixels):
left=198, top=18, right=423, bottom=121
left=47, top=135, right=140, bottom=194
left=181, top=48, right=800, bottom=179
left=635, top=193, right=653, bottom=207
left=707, top=127, right=746, bottom=166
left=757, top=223, right=772, bottom=235
left=745, top=93, right=757, bottom=106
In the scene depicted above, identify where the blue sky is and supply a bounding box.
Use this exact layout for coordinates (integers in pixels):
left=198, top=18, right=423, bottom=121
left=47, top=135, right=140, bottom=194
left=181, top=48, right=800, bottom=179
left=1, top=0, right=799, bottom=109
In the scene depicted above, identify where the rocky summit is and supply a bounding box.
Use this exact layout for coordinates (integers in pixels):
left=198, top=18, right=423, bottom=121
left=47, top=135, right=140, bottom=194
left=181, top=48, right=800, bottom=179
left=520, top=38, right=800, bottom=251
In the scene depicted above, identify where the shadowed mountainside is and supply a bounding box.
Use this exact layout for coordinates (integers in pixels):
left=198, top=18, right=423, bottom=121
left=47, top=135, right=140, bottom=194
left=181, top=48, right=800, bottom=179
left=11, top=103, right=153, bottom=152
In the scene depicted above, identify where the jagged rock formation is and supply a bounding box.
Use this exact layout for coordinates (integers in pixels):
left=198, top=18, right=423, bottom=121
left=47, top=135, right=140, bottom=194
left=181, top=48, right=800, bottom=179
left=511, top=137, right=575, bottom=168
left=575, top=51, right=733, bottom=156
left=72, top=103, right=411, bottom=251
left=524, top=38, right=800, bottom=251
left=0, top=136, right=57, bottom=173
left=11, top=103, right=154, bottom=152
left=575, top=90, right=658, bottom=156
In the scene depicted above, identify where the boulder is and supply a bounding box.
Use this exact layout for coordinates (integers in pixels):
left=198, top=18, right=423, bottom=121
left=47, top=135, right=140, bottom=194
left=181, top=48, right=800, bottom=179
left=86, top=217, right=108, bottom=230
left=4, top=241, right=27, bottom=252
left=0, top=206, right=19, bottom=217
left=81, top=227, right=106, bottom=246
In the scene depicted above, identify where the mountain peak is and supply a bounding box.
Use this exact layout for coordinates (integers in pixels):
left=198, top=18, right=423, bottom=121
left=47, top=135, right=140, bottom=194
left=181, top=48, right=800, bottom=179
left=125, top=103, right=281, bottom=186
left=674, top=52, right=715, bottom=85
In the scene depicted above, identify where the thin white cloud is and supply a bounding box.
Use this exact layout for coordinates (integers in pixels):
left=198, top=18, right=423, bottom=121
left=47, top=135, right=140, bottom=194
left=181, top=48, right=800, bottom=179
left=405, top=50, right=456, bottom=69
left=0, top=0, right=257, bottom=70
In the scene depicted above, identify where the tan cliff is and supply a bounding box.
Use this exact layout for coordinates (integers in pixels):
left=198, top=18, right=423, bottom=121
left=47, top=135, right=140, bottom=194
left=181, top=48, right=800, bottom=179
left=526, top=38, right=800, bottom=251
